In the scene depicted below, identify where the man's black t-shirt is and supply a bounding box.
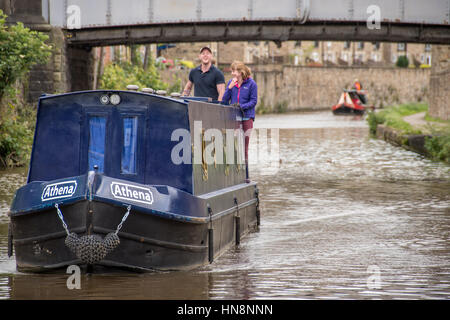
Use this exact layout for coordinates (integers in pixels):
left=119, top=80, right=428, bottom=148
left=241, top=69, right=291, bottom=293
left=188, top=65, right=225, bottom=101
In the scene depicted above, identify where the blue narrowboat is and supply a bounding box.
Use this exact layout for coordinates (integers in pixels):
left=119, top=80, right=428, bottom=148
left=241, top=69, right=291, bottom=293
left=8, top=90, right=260, bottom=272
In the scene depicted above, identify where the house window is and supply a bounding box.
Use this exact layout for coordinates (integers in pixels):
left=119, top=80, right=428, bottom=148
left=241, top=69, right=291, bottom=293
left=314, top=41, right=319, bottom=48
left=392, top=54, right=397, bottom=63
left=397, top=43, right=406, bottom=51
left=344, top=41, right=351, bottom=49
left=357, top=42, right=364, bottom=50
left=372, top=42, right=380, bottom=50
left=121, top=117, right=138, bottom=174
left=425, top=44, right=432, bottom=52
left=327, top=53, right=335, bottom=62
left=88, top=116, right=106, bottom=172
left=312, top=52, right=319, bottom=62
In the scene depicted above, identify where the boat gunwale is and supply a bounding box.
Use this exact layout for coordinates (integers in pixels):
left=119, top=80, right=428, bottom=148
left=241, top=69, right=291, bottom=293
left=10, top=195, right=258, bottom=225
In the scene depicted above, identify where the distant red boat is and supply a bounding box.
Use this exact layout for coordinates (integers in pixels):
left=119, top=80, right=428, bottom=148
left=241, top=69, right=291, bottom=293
left=332, top=89, right=366, bottom=115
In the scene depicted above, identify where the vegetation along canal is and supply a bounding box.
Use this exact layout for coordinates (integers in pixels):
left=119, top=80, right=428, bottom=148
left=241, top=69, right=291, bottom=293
left=0, top=111, right=449, bottom=299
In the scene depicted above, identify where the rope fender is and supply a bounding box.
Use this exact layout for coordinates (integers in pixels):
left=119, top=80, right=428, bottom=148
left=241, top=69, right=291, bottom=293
left=55, top=203, right=131, bottom=265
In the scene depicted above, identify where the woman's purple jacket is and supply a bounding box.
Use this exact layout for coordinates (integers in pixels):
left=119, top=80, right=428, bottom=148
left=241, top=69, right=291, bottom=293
left=221, top=77, right=258, bottom=119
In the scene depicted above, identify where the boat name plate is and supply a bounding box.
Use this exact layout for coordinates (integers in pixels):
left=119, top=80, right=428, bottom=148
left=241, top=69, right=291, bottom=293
left=110, top=181, right=154, bottom=205
left=41, top=180, right=78, bottom=202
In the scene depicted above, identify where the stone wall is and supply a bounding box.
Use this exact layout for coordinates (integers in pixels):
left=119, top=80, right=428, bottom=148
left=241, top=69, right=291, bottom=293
left=50, top=27, right=69, bottom=94
left=428, top=45, right=450, bottom=121
left=162, top=64, right=431, bottom=113
left=27, top=26, right=69, bottom=101
left=67, top=46, right=96, bottom=92
left=25, top=26, right=95, bottom=99
left=251, top=65, right=431, bottom=112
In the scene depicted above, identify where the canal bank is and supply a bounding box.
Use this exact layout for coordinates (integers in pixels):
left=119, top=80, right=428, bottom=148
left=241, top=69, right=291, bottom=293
left=368, top=104, right=450, bottom=164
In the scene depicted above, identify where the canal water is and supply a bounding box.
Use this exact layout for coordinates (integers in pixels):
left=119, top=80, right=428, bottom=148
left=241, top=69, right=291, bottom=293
left=0, top=111, right=449, bottom=299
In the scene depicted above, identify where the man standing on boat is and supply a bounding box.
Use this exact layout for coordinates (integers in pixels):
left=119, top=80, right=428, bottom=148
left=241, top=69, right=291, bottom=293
left=182, top=46, right=225, bottom=102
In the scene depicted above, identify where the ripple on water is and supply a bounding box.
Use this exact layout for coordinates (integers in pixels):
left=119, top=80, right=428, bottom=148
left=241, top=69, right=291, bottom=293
left=0, top=113, right=449, bottom=299
left=0, top=168, right=27, bottom=223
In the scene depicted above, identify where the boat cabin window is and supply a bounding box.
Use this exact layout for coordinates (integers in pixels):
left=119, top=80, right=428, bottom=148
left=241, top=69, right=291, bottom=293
left=88, top=116, right=106, bottom=172
left=121, top=117, right=138, bottom=174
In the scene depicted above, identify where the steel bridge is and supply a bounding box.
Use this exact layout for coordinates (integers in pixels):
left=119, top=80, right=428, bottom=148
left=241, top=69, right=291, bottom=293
left=42, top=0, right=450, bottom=46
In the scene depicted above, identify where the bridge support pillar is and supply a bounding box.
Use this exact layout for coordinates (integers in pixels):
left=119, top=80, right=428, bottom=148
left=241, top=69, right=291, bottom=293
left=0, top=0, right=72, bottom=101
left=1, top=0, right=95, bottom=101
left=67, top=46, right=96, bottom=92
left=428, top=45, right=450, bottom=121
left=27, top=26, right=70, bottom=101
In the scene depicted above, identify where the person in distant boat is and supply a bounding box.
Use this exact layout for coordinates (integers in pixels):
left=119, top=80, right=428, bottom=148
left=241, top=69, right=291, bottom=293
left=182, top=46, right=225, bottom=102
left=352, top=78, right=367, bottom=104
left=221, top=61, right=258, bottom=183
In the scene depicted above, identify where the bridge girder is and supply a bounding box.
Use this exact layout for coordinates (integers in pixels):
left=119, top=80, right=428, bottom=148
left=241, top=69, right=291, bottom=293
left=66, top=21, right=450, bottom=47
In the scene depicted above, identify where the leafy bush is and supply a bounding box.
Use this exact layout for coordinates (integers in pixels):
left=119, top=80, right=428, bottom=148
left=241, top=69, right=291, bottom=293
left=274, top=100, right=288, bottom=113
left=366, top=103, right=428, bottom=135
left=425, top=127, right=450, bottom=163
left=366, top=110, right=385, bottom=135
left=0, top=102, right=35, bottom=167
left=256, top=97, right=270, bottom=115
left=0, top=10, right=51, bottom=167
left=167, top=76, right=182, bottom=94
left=0, top=10, right=52, bottom=101
left=99, top=59, right=168, bottom=91
left=367, top=103, right=450, bottom=163
left=396, top=55, right=409, bottom=68
left=179, top=60, right=195, bottom=69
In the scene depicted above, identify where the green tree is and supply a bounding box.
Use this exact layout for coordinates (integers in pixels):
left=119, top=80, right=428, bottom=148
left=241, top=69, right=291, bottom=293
left=396, top=55, right=409, bottom=68
left=0, top=9, right=51, bottom=167
left=0, top=10, right=52, bottom=101
left=99, top=57, right=168, bottom=91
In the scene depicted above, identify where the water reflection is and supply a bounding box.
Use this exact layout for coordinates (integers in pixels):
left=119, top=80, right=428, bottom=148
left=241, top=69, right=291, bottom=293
left=0, top=112, right=449, bottom=299
left=0, top=167, right=27, bottom=224
left=7, top=271, right=210, bottom=300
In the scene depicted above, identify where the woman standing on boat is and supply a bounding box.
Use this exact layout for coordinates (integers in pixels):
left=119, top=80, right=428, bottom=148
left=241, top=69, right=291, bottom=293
left=222, top=61, right=258, bottom=183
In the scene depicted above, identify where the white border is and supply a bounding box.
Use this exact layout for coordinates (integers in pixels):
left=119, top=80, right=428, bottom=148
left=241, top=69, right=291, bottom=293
left=41, top=180, right=78, bottom=202
left=110, top=181, right=154, bottom=205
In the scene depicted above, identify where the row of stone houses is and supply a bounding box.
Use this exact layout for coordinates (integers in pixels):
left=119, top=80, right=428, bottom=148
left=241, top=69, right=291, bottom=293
left=98, top=41, right=433, bottom=69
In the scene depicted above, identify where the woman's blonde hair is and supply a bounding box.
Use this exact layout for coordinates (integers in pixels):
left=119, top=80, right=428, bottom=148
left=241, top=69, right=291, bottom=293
left=231, top=61, right=251, bottom=80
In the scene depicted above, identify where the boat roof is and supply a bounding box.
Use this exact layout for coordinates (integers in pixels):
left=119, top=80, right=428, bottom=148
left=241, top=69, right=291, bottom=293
left=28, top=90, right=245, bottom=195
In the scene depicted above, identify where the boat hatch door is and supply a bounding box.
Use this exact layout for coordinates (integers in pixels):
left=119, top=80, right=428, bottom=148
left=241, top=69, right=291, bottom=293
left=82, top=108, right=112, bottom=174
left=117, top=111, right=146, bottom=183
left=81, top=107, right=146, bottom=183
